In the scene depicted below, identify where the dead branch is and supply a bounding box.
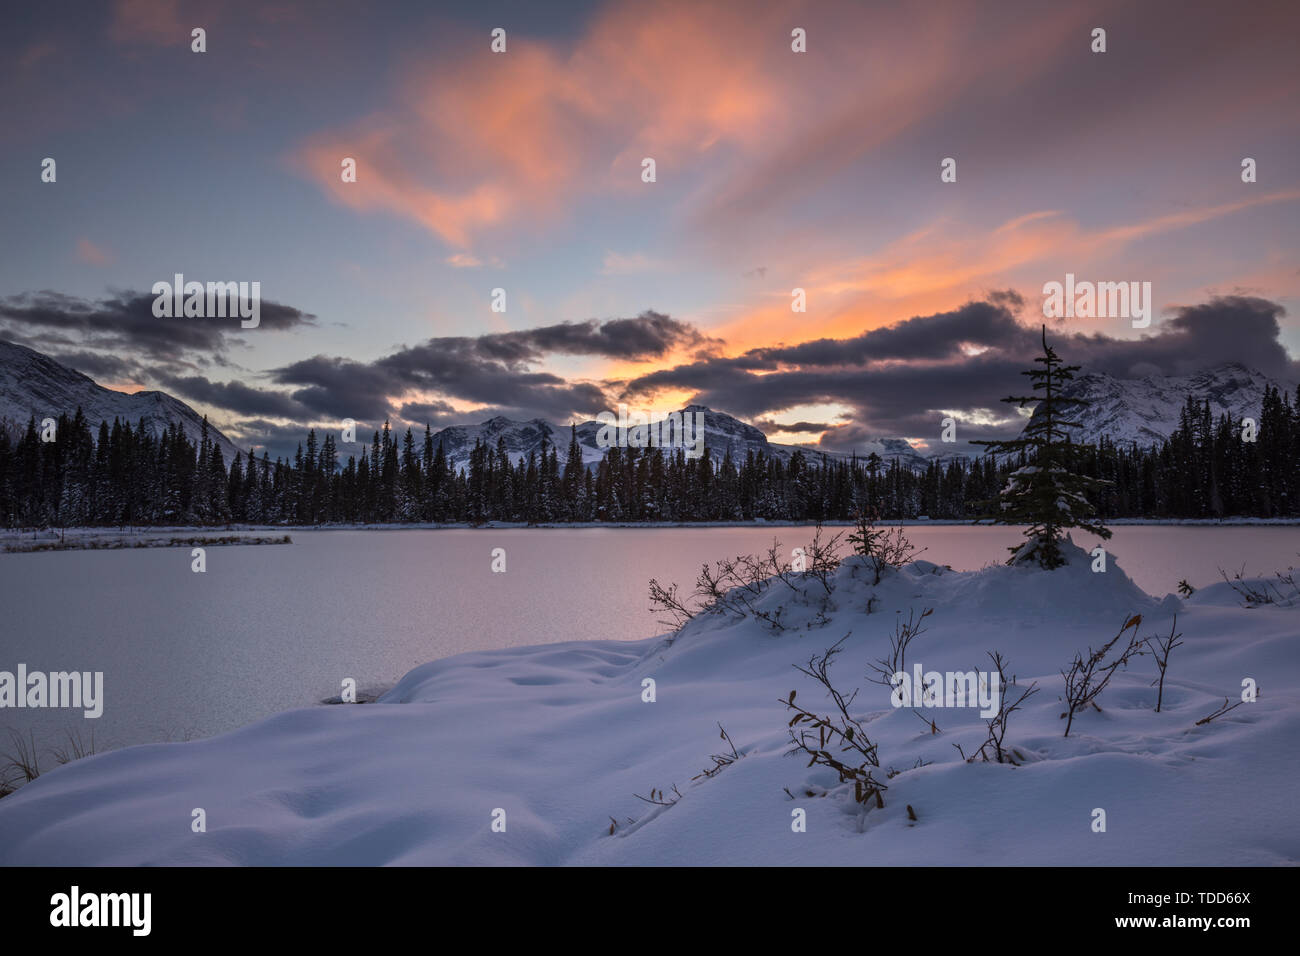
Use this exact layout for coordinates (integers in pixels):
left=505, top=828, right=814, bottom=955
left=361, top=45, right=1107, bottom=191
left=1195, top=697, right=1246, bottom=726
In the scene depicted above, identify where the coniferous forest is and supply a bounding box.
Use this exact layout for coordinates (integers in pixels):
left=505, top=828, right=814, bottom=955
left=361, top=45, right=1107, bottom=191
left=1, top=385, right=1297, bottom=528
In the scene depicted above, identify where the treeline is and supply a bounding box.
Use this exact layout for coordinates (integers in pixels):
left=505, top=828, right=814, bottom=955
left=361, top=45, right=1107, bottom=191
left=0, top=385, right=1296, bottom=528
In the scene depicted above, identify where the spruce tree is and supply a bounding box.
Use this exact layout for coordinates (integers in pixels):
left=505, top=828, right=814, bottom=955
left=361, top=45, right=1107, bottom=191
left=973, top=325, right=1111, bottom=569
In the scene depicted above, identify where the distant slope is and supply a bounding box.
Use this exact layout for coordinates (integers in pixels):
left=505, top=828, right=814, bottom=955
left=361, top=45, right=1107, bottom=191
left=0, top=339, right=242, bottom=462
left=425, top=404, right=935, bottom=474
left=1025, top=362, right=1291, bottom=448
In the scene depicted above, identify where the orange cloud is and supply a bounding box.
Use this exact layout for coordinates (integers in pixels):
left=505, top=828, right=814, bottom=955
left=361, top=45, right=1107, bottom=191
left=74, top=238, right=112, bottom=266
left=1096, top=190, right=1300, bottom=245
left=814, top=190, right=1300, bottom=305
left=695, top=189, right=1300, bottom=361
left=17, top=42, right=56, bottom=69
left=292, top=0, right=788, bottom=250
left=109, top=0, right=185, bottom=45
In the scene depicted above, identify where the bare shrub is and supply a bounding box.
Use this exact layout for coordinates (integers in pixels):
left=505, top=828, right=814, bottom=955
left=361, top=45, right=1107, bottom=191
left=1060, top=614, right=1145, bottom=737
left=848, top=508, right=924, bottom=584
left=1218, top=562, right=1299, bottom=608
left=616, top=724, right=744, bottom=833
left=801, top=523, right=846, bottom=594
left=781, top=634, right=888, bottom=810
left=0, top=729, right=41, bottom=796
left=694, top=552, right=784, bottom=630
left=632, top=783, right=683, bottom=807
left=647, top=577, right=694, bottom=631
left=954, top=652, right=1038, bottom=764
left=0, top=725, right=104, bottom=798
left=865, top=607, right=933, bottom=690
left=649, top=527, right=846, bottom=637
left=51, top=727, right=97, bottom=765
left=691, top=724, right=741, bottom=780
left=1147, top=616, right=1183, bottom=713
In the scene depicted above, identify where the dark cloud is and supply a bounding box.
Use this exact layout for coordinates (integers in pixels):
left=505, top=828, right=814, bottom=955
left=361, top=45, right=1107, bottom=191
left=397, top=400, right=462, bottom=425
left=274, top=348, right=609, bottom=424
left=218, top=418, right=347, bottom=463
left=744, top=298, right=1033, bottom=369
left=6, top=289, right=1293, bottom=461
left=416, top=311, right=716, bottom=368
left=158, top=375, right=312, bottom=420
left=1, top=297, right=706, bottom=440
left=504, top=311, right=715, bottom=361
left=753, top=419, right=837, bottom=435
left=267, top=316, right=701, bottom=424
left=620, top=294, right=1298, bottom=451
left=619, top=297, right=1033, bottom=398
left=269, top=355, right=396, bottom=422
left=254, top=294, right=1292, bottom=457
left=31, top=349, right=139, bottom=383
left=0, top=289, right=317, bottom=374
left=1067, top=296, right=1297, bottom=382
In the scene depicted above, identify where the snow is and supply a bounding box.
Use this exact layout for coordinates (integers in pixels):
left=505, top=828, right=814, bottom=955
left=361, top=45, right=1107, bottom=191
left=0, top=539, right=1295, bottom=865
left=1026, top=362, right=1295, bottom=449
left=0, top=339, right=243, bottom=463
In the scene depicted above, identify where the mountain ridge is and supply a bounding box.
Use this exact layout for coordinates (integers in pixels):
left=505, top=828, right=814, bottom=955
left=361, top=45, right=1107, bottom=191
left=0, top=339, right=243, bottom=463
left=3, top=340, right=1288, bottom=472
left=1034, top=362, right=1295, bottom=449
left=419, top=403, right=938, bottom=475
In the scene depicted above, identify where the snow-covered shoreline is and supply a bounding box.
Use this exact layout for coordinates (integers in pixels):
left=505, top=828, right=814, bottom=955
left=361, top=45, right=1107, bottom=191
left=1, top=532, right=292, bottom=553
left=3, top=515, right=1299, bottom=546
left=0, top=541, right=1294, bottom=866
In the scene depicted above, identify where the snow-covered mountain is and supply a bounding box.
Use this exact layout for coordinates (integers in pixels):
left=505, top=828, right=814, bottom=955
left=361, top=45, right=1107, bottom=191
left=426, top=405, right=775, bottom=473
left=0, top=339, right=242, bottom=462
left=1024, top=362, right=1290, bottom=449
left=423, top=404, right=934, bottom=474
left=427, top=415, right=578, bottom=472
left=8, top=338, right=1283, bottom=472
left=0, top=340, right=932, bottom=472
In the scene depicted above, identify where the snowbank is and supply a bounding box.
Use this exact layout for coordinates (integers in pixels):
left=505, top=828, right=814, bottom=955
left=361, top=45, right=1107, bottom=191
left=0, top=541, right=1295, bottom=865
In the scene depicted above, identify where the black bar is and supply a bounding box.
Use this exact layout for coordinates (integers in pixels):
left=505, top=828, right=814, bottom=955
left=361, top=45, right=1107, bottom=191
left=1, top=866, right=1281, bottom=942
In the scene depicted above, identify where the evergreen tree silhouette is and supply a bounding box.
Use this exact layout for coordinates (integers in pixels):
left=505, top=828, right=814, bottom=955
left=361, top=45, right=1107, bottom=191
left=972, top=325, right=1112, bottom=569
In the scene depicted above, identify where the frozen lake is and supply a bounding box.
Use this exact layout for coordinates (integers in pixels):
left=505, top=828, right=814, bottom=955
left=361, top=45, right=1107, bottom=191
left=1, top=525, right=1296, bottom=762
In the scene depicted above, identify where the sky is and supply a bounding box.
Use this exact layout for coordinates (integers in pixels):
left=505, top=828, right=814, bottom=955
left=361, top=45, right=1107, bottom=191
left=1, top=0, right=1298, bottom=461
